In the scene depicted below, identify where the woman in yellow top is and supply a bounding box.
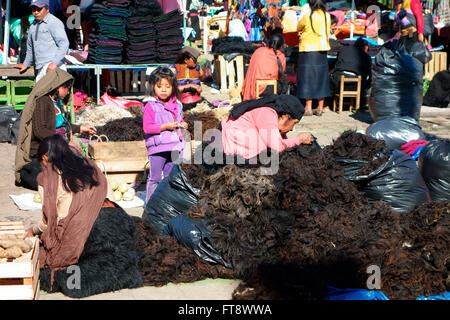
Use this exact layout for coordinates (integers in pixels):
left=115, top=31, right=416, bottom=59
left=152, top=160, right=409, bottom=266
left=296, top=0, right=331, bottom=116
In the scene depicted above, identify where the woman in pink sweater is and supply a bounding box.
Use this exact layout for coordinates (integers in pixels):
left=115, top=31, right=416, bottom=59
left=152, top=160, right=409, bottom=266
left=221, top=95, right=314, bottom=160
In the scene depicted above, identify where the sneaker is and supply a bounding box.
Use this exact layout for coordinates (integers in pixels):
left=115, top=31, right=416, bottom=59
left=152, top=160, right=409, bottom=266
left=313, top=109, right=323, bottom=116
left=304, top=110, right=313, bottom=116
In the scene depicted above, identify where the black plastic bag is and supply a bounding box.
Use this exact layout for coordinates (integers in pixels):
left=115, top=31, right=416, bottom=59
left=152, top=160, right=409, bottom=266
left=165, top=213, right=232, bottom=268
left=0, top=105, right=19, bottom=143
left=9, top=111, right=21, bottom=145
left=422, top=13, right=435, bottom=38
left=418, top=139, right=450, bottom=202
left=395, top=36, right=432, bottom=65
left=143, top=164, right=200, bottom=234
left=366, top=116, right=426, bottom=151
left=336, top=150, right=430, bottom=214
left=369, top=46, right=423, bottom=122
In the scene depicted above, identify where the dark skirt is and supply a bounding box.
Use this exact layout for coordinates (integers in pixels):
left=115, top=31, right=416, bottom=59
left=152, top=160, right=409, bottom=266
left=296, top=51, right=331, bottom=99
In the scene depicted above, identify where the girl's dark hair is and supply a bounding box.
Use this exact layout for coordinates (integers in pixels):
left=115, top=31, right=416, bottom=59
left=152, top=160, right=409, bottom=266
left=48, top=78, right=74, bottom=101
left=268, top=33, right=285, bottom=83
left=308, top=0, right=328, bottom=35
left=175, top=51, right=196, bottom=64
left=37, top=134, right=99, bottom=193
left=148, top=66, right=181, bottom=100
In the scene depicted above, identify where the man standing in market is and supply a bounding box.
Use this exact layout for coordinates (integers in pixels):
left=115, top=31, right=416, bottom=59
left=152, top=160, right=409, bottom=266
left=13, top=0, right=69, bottom=82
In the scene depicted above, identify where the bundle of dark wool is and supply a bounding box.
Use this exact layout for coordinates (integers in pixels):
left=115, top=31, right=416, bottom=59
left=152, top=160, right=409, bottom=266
left=40, top=207, right=144, bottom=298
left=232, top=259, right=362, bottom=300
left=274, top=145, right=365, bottom=215
left=187, top=164, right=277, bottom=219
left=323, top=130, right=389, bottom=176
left=279, top=200, right=401, bottom=269
left=232, top=201, right=406, bottom=300
left=211, top=36, right=261, bottom=55
left=324, top=130, right=387, bottom=162
left=127, top=105, right=144, bottom=118
left=203, top=209, right=297, bottom=279
left=183, top=111, right=221, bottom=140
left=324, top=130, right=430, bottom=215
left=423, top=70, right=450, bottom=108
left=381, top=201, right=450, bottom=300
left=132, top=216, right=234, bottom=286
left=179, top=162, right=206, bottom=190
left=95, top=116, right=145, bottom=141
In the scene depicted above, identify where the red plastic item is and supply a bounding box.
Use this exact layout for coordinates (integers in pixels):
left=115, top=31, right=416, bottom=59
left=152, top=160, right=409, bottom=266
left=100, top=93, right=143, bottom=108
left=283, top=31, right=299, bottom=47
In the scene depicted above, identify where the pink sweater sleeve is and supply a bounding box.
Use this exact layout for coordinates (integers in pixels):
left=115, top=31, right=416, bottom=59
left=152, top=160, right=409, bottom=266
left=143, top=102, right=161, bottom=134
left=411, top=0, right=424, bottom=34
left=253, top=108, right=299, bottom=152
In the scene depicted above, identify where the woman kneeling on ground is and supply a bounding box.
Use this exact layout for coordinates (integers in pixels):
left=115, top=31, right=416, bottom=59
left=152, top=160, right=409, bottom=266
left=26, top=135, right=143, bottom=298
left=220, top=94, right=314, bottom=163
left=15, top=68, right=97, bottom=191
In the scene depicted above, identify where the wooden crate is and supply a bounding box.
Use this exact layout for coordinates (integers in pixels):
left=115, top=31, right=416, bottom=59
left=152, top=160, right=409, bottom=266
left=214, top=54, right=244, bottom=93
left=0, top=221, right=40, bottom=300
left=88, top=140, right=149, bottom=185
left=87, top=140, right=148, bottom=161
left=0, top=261, right=40, bottom=300
left=0, top=221, right=26, bottom=236
left=95, top=159, right=150, bottom=185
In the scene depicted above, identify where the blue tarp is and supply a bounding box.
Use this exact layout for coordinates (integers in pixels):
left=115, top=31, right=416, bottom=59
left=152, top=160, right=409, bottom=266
left=324, top=287, right=450, bottom=300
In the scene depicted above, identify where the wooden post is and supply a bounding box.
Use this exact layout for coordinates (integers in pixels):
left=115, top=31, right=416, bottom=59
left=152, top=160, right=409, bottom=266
left=124, top=70, right=131, bottom=92
left=338, top=75, right=345, bottom=114
left=116, top=71, right=123, bottom=92
left=140, top=71, right=146, bottom=93
left=110, top=71, right=116, bottom=89
left=228, top=58, right=236, bottom=91
left=355, top=76, right=361, bottom=112
left=235, top=55, right=244, bottom=90
left=218, top=55, right=227, bottom=93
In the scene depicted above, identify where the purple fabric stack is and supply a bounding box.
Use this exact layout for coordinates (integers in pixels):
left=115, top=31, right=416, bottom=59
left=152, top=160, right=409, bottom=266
left=87, top=1, right=131, bottom=64
left=153, top=9, right=184, bottom=63
left=125, top=0, right=163, bottom=64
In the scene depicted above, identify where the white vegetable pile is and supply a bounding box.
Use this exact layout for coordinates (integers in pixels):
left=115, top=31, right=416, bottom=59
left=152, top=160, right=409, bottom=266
left=110, top=180, right=135, bottom=202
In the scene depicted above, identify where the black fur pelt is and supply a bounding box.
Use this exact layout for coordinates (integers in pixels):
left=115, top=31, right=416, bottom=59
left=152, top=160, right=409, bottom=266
left=211, top=36, right=261, bottom=55
left=423, top=70, right=450, bottom=108
left=40, top=207, right=144, bottom=298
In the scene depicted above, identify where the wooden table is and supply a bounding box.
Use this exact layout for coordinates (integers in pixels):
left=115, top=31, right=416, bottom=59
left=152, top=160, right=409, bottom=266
left=0, top=65, right=35, bottom=78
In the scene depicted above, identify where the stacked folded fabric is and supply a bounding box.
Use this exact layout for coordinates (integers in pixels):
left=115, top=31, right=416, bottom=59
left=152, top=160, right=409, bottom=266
left=125, top=0, right=162, bottom=64
left=153, top=9, right=184, bottom=63
left=87, top=1, right=131, bottom=64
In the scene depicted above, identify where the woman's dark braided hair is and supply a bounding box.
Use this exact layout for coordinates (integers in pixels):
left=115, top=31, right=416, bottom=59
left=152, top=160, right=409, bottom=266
left=267, top=33, right=285, bottom=82
left=267, top=33, right=288, bottom=94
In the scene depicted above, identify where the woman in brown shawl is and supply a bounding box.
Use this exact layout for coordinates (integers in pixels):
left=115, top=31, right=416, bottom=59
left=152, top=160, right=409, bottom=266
left=26, top=134, right=108, bottom=284
left=14, top=68, right=96, bottom=190
left=28, top=135, right=143, bottom=297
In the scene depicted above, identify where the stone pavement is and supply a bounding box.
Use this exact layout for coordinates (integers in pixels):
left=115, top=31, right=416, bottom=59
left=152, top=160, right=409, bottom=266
left=0, top=104, right=449, bottom=300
